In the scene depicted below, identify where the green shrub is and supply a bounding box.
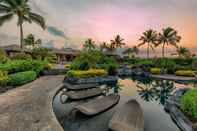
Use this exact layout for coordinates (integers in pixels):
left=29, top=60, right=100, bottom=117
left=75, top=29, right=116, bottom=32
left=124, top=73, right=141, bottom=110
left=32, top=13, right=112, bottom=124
left=191, top=60, right=197, bottom=70
left=70, top=50, right=118, bottom=71
left=0, top=60, right=47, bottom=75
left=0, top=71, right=8, bottom=86
left=0, top=48, right=8, bottom=64
left=11, top=52, right=32, bottom=60
left=66, top=69, right=107, bottom=78
left=7, top=71, right=37, bottom=86
left=150, top=68, right=161, bottom=74
left=135, top=59, right=154, bottom=67
left=181, top=89, right=197, bottom=119
left=175, top=70, right=196, bottom=77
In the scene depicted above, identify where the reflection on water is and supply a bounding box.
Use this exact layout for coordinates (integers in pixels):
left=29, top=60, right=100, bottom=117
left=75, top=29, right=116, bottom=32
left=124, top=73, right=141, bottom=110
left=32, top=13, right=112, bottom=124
left=53, top=77, right=186, bottom=131
left=134, top=77, right=175, bottom=105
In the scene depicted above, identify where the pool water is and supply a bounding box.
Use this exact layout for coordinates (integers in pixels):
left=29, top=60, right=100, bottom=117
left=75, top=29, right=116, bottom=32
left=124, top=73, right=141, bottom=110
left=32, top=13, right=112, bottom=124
left=53, top=77, right=190, bottom=131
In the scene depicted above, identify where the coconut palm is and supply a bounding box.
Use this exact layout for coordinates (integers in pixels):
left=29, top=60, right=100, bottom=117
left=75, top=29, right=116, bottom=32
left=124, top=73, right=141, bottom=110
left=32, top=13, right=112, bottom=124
left=100, top=42, right=108, bottom=52
left=24, top=34, right=42, bottom=49
left=177, top=46, right=191, bottom=58
left=123, top=46, right=139, bottom=58
left=110, top=35, right=125, bottom=48
left=158, top=27, right=181, bottom=58
left=138, top=29, right=158, bottom=59
left=83, top=38, right=96, bottom=51
left=0, top=0, right=45, bottom=49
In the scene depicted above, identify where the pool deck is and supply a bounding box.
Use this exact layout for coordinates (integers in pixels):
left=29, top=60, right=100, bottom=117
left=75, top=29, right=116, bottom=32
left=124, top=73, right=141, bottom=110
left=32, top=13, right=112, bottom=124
left=0, top=76, right=64, bottom=131
left=150, top=74, right=196, bottom=81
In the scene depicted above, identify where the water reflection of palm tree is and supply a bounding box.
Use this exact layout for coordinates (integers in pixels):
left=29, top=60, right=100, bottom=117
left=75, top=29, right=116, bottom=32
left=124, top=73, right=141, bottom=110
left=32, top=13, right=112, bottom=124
left=136, top=77, right=155, bottom=102
left=136, top=78, right=174, bottom=105
left=152, top=80, right=174, bottom=105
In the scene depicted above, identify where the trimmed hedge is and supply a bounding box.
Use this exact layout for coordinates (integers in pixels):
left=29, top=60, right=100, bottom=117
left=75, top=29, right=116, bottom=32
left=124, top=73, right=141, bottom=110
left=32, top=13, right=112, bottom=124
left=0, top=60, right=47, bottom=75
left=150, top=68, right=161, bottom=74
left=67, top=69, right=107, bottom=78
left=181, top=89, right=197, bottom=119
left=175, top=70, right=196, bottom=77
left=7, top=71, right=37, bottom=86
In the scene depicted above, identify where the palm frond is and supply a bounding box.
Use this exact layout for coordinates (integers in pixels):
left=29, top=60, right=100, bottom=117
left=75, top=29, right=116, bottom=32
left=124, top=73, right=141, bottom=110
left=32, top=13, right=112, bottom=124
left=29, top=12, right=45, bottom=29
left=0, top=4, right=11, bottom=13
left=0, top=13, right=13, bottom=26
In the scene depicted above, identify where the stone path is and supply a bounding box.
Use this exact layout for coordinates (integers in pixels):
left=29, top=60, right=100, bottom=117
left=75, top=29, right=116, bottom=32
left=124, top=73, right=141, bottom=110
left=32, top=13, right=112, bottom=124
left=0, top=76, right=64, bottom=131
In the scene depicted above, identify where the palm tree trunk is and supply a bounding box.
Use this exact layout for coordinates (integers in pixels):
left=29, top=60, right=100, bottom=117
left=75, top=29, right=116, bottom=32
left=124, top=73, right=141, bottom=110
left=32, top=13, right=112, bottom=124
left=19, top=23, right=24, bottom=49
left=147, top=42, right=150, bottom=59
left=162, top=43, right=165, bottom=58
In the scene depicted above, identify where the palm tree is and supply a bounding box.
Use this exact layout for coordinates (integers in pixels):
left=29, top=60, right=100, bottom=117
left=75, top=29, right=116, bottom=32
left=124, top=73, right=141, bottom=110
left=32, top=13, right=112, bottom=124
left=158, top=27, right=181, bottom=58
left=83, top=38, right=96, bottom=51
left=110, top=35, right=125, bottom=48
left=100, top=42, right=108, bottom=52
left=0, top=0, right=45, bottom=49
left=177, top=46, right=191, bottom=58
left=24, top=34, right=42, bottom=49
left=123, top=46, right=139, bottom=58
left=138, top=29, right=158, bottom=59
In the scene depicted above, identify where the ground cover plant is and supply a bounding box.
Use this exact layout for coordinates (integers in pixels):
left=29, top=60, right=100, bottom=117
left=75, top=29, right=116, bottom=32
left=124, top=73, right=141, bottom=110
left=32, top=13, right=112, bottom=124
left=181, top=89, right=197, bottom=119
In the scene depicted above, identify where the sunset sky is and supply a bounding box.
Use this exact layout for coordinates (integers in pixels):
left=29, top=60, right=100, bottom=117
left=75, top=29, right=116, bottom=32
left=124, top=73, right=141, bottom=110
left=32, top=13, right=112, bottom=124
left=0, top=0, right=197, bottom=54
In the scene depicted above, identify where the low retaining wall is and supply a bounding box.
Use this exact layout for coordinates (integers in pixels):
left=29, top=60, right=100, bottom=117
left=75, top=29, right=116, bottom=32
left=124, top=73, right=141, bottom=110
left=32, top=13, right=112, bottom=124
left=64, top=76, right=118, bottom=85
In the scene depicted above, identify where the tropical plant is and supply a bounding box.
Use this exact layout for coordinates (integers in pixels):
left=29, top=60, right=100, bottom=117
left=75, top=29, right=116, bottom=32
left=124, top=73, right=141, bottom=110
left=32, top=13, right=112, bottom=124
left=138, top=29, right=158, bottom=59
left=181, top=89, right=197, bottom=119
left=110, top=35, right=125, bottom=49
left=0, top=48, right=8, bottom=63
left=158, top=27, right=181, bottom=58
left=177, top=46, right=191, bottom=58
left=24, top=34, right=42, bottom=49
left=123, top=46, right=139, bottom=58
left=83, top=38, right=96, bottom=51
left=100, top=42, right=108, bottom=52
left=0, top=0, right=45, bottom=49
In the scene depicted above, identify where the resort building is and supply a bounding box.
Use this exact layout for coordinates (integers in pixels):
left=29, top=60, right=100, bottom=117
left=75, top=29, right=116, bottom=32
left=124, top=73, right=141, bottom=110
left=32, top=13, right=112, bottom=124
left=0, top=45, right=80, bottom=62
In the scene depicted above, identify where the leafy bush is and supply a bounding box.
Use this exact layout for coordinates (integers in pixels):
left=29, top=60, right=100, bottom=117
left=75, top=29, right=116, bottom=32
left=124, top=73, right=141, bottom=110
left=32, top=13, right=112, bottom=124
left=0, top=60, right=47, bottom=75
left=11, top=52, right=32, bottom=60
left=175, top=70, right=196, bottom=77
left=44, top=63, right=54, bottom=70
left=181, top=89, right=197, bottom=119
left=150, top=68, right=161, bottom=74
left=191, top=60, right=197, bottom=70
left=0, top=71, right=8, bottom=86
left=64, top=64, right=71, bottom=69
left=106, top=64, right=118, bottom=75
left=70, top=50, right=118, bottom=72
left=7, top=71, right=37, bottom=86
left=135, top=59, right=154, bottom=67
left=0, top=48, right=8, bottom=64
left=66, top=69, right=107, bottom=78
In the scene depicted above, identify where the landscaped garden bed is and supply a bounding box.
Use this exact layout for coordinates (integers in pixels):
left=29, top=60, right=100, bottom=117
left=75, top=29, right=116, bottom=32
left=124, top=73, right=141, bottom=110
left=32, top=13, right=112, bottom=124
left=165, top=89, right=197, bottom=131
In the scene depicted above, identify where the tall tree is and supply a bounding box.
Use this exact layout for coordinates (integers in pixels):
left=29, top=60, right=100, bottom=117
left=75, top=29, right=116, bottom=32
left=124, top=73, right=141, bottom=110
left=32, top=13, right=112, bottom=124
left=110, top=35, right=125, bottom=49
left=83, top=38, right=96, bottom=51
left=177, top=46, right=191, bottom=58
left=123, top=46, right=139, bottom=58
left=0, top=0, right=45, bottom=49
left=100, top=42, right=108, bottom=52
left=24, top=34, right=42, bottom=49
left=138, top=29, right=158, bottom=59
left=158, top=27, right=181, bottom=58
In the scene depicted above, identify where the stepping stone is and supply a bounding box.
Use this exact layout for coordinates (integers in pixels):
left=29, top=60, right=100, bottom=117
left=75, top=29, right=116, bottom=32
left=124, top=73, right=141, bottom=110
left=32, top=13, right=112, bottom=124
left=64, top=83, right=99, bottom=90
left=109, top=99, right=144, bottom=131
left=63, top=87, right=106, bottom=100
left=74, top=94, right=120, bottom=115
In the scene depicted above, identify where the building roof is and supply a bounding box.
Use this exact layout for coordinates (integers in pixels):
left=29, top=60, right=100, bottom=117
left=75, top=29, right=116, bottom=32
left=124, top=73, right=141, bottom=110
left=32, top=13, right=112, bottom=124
left=0, top=45, right=80, bottom=56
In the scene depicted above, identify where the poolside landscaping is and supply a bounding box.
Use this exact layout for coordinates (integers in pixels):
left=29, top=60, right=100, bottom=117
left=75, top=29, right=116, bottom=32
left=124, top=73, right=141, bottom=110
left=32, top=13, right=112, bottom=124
left=0, top=0, right=197, bottom=131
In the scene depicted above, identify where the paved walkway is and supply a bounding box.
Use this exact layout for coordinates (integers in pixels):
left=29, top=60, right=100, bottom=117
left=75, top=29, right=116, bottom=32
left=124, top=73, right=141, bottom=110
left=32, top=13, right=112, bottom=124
left=0, top=76, right=64, bottom=131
